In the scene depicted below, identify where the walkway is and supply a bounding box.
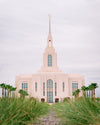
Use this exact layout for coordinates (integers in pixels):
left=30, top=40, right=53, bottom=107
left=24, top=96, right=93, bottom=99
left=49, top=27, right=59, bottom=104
left=34, top=108, right=63, bottom=125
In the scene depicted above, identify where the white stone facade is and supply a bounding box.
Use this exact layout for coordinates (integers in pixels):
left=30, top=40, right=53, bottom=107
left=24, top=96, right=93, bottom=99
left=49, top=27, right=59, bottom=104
left=15, top=16, right=85, bottom=103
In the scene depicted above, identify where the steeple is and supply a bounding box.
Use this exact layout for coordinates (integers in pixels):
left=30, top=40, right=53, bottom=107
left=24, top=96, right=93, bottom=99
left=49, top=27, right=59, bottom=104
left=49, top=14, right=51, bottom=34
left=47, top=14, right=53, bottom=47
left=38, top=15, right=62, bottom=73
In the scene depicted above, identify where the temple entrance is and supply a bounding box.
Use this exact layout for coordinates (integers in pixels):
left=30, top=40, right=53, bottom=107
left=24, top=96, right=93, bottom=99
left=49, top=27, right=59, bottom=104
left=47, top=79, right=53, bottom=103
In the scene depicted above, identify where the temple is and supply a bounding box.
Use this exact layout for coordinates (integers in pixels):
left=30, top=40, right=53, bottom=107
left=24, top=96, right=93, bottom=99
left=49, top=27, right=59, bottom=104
left=15, top=15, right=85, bottom=103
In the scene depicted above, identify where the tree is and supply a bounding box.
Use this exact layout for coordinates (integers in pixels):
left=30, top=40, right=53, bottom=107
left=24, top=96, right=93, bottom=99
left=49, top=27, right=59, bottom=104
left=9, top=86, right=13, bottom=97
left=19, top=89, right=28, bottom=98
left=73, top=89, right=80, bottom=98
left=0, top=83, right=6, bottom=97
left=88, top=85, right=92, bottom=98
left=85, top=87, right=89, bottom=97
left=6, top=85, right=11, bottom=97
left=11, top=87, right=17, bottom=97
left=81, top=86, right=86, bottom=96
left=4, top=85, right=8, bottom=97
left=90, top=83, right=98, bottom=100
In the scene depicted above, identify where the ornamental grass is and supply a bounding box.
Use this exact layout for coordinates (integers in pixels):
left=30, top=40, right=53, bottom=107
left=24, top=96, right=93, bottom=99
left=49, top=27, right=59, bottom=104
left=0, top=97, right=49, bottom=125
left=52, top=97, right=100, bottom=125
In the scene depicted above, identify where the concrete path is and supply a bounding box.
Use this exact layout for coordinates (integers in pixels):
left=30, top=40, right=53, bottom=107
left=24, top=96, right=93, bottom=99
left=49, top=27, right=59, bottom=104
left=34, top=108, right=63, bottom=125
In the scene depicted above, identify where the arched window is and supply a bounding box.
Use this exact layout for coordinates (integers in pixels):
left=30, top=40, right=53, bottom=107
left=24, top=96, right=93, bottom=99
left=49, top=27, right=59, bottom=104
left=49, top=40, right=51, bottom=47
left=48, top=55, right=52, bottom=67
left=35, top=82, right=37, bottom=92
left=55, top=83, right=57, bottom=96
left=62, top=82, right=64, bottom=92
left=47, top=79, right=53, bottom=103
left=43, top=82, right=45, bottom=96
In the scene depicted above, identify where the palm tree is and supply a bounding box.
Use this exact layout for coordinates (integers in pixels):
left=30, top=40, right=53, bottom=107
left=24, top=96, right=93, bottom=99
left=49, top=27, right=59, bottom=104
left=76, top=89, right=80, bottom=97
left=6, top=85, right=11, bottom=97
left=91, top=83, right=98, bottom=100
left=11, top=87, right=17, bottom=97
left=73, top=91, right=77, bottom=98
left=4, top=85, right=8, bottom=97
left=73, top=89, right=80, bottom=98
left=81, top=86, right=86, bottom=96
left=19, top=89, right=28, bottom=98
left=88, top=85, right=92, bottom=98
left=0, top=83, right=6, bottom=97
left=9, top=86, right=13, bottom=97
left=85, top=87, right=89, bottom=97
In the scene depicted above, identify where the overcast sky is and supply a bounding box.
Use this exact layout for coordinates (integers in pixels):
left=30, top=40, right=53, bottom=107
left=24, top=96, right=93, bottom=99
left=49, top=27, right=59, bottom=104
left=0, top=0, right=100, bottom=97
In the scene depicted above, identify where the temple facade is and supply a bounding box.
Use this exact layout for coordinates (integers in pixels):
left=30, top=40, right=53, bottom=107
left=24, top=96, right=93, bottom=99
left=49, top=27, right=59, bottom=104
left=15, top=16, right=85, bottom=103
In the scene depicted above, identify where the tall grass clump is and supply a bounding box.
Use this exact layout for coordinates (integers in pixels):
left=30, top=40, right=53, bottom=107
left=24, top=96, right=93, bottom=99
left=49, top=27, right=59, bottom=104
left=52, top=97, right=100, bottom=125
left=0, top=97, right=49, bottom=125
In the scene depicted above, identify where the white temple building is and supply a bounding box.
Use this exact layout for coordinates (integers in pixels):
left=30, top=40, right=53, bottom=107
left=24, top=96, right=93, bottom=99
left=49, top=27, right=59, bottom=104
left=15, top=15, right=85, bottom=103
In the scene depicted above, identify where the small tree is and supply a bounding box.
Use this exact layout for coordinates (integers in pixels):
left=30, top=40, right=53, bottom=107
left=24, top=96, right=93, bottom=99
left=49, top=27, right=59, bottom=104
left=85, top=87, right=89, bottom=97
left=81, top=86, right=86, bottom=96
left=0, top=83, right=6, bottom=97
left=11, top=87, right=17, bottom=97
left=91, top=83, right=98, bottom=100
left=73, top=89, right=80, bottom=98
left=88, top=85, right=92, bottom=98
left=6, top=85, right=11, bottom=97
left=19, top=89, right=28, bottom=98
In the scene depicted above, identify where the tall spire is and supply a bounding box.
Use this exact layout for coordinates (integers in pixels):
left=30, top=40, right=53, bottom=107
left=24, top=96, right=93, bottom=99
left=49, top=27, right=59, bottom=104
left=48, top=14, right=51, bottom=34
left=47, top=14, right=53, bottom=47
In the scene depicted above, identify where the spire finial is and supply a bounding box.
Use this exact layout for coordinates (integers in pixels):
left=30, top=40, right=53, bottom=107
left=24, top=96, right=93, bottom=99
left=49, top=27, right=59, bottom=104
left=48, top=14, right=51, bottom=34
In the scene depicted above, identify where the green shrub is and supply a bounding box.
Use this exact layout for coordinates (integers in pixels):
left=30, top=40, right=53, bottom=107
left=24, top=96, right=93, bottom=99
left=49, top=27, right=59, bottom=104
left=63, top=97, right=70, bottom=102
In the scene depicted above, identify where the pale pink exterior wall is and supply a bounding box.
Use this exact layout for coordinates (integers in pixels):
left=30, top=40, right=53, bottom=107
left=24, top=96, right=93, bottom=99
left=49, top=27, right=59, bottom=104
left=15, top=73, right=84, bottom=102
left=15, top=17, right=85, bottom=102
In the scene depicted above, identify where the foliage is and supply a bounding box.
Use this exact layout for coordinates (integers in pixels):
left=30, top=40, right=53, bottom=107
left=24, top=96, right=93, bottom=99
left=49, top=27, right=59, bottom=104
left=63, top=97, right=70, bottom=102
left=81, top=83, right=98, bottom=99
left=0, top=83, right=16, bottom=97
left=19, top=89, right=28, bottom=98
left=52, top=97, right=100, bottom=125
left=0, top=98, right=49, bottom=125
left=96, top=97, right=100, bottom=102
left=73, top=89, right=80, bottom=98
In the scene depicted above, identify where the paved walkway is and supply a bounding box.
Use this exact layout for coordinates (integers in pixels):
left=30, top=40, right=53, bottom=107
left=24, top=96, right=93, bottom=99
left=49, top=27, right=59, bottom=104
left=34, top=108, right=63, bottom=125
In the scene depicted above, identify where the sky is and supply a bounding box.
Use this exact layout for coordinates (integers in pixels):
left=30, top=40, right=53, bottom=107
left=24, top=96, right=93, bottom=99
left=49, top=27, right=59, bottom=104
left=0, top=0, right=100, bottom=97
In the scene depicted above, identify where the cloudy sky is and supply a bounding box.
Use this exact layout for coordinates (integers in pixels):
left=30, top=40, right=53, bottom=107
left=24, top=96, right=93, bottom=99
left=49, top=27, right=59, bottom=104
left=0, top=0, right=100, bottom=96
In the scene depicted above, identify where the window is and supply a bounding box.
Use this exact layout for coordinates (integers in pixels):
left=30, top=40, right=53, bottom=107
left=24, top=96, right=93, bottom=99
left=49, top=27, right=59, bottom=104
left=43, top=91, right=45, bottom=96
left=49, top=40, right=51, bottom=47
left=55, top=83, right=57, bottom=96
left=43, top=83, right=45, bottom=96
left=47, top=79, right=53, bottom=103
left=55, top=91, right=57, bottom=96
left=22, top=83, right=28, bottom=92
left=35, top=82, right=37, bottom=92
left=48, top=55, right=52, bottom=67
left=72, top=83, right=78, bottom=94
left=62, top=82, right=64, bottom=92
